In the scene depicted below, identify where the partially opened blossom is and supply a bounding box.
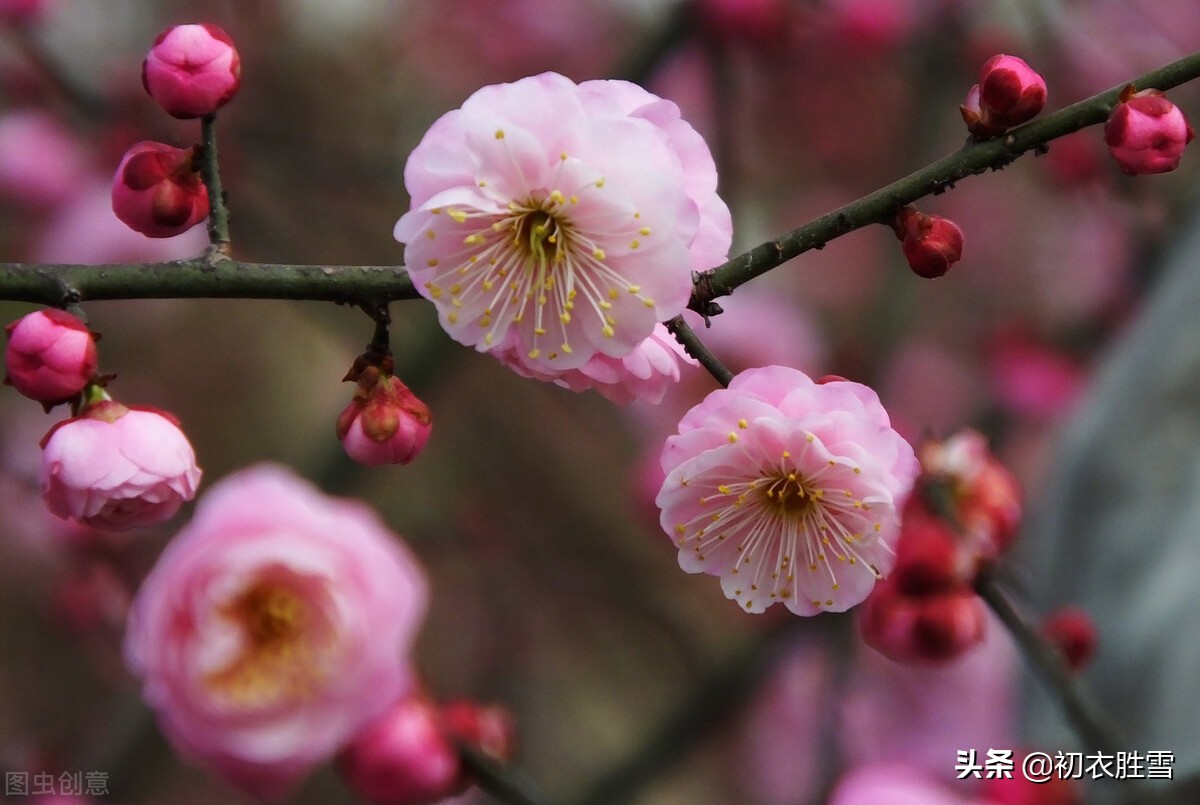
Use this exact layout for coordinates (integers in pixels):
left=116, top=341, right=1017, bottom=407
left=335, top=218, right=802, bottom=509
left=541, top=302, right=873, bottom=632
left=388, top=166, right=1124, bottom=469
left=41, top=400, right=201, bottom=531
left=336, top=365, right=433, bottom=466
left=657, top=366, right=918, bottom=615
left=123, top=464, right=428, bottom=801
left=395, top=71, right=731, bottom=375
left=496, top=323, right=697, bottom=404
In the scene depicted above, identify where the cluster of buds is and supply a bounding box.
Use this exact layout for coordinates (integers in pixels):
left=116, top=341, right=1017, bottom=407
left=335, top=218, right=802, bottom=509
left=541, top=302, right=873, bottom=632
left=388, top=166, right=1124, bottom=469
left=111, top=23, right=241, bottom=239
left=891, top=205, right=964, bottom=279
left=337, top=354, right=432, bottom=466
left=858, top=430, right=1019, bottom=664
left=961, top=54, right=1048, bottom=139
left=4, top=308, right=201, bottom=532
left=1104, top=85, right=1194, bottom=175
left=338, top=693, right=515, bottom=805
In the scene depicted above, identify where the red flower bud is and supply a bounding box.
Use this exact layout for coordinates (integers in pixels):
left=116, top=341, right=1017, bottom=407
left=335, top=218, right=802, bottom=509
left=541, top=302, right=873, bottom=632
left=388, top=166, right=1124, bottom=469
left=859, top=581, right=987, bottom=664
left=892, top=206, right=964, bottom=279
left=4, top=308, right=98, bottom=404
left=1104, top=86, right=1194, bottom=176
left=1042, top=606, right=1098, bottom=673
left=142, top=23, right=242, bottom=119
left=111, top=141, right=208, bottom=238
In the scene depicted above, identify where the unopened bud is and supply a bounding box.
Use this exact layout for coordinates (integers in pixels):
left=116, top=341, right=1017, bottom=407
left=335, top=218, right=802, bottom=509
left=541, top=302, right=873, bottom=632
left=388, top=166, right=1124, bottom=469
left=4, top=309, right=98, bottom=405
left=337, top=695, right=464, bottom=805
left=142, top=23, right=241, bottom=119
left=1042, top=606, right=1098, bottom=673
left=892, top=206, right=964, bottom=279
left=859, top=582, right=986, bottom=664
left=962, top=54, right=1047, bottom=139
left=111, top=141, right=208, bottom=238
left=337, top=366, right=433, bottom=466
left=1104, top=86, right=1193, bottom=176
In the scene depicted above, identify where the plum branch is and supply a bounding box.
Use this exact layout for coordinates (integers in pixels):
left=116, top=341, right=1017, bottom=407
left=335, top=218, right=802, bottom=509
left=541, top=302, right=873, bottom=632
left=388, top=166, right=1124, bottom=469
left=1, top=49, right=1198, bottom=312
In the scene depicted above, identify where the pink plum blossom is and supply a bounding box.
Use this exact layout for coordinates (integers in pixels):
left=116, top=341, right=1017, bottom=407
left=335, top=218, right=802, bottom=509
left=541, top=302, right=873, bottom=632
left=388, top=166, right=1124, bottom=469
left=123, top=464, right=428, bottom=801
left=141, top=23, right=242, bottom=119
left=496, top=323, right=697, bottom=405
left=4, top=308, right=97, bottom=404
left=395, top=71, right=731, bottom=376
left=40, top=400, right=201, bottom=531
left=657, top=366, right=918, bottom=615
left=827, top=763, right=969, bottom=805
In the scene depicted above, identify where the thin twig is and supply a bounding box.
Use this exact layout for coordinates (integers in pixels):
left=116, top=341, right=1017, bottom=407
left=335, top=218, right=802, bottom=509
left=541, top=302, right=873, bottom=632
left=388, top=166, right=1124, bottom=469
left=665, top=315, right=734, bottom=387
left=690, top=49, right=1200, bottom=310
left=974, top=570, right=1123, bottom=756
left=458, top=744, right=547, bottom=805
left=2, top=50, right=1199, bottom=309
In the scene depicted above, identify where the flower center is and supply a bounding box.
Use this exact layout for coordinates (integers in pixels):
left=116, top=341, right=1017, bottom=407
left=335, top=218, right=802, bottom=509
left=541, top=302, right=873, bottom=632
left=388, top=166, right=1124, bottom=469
left=515, top=208, right=560, bottom=264
left=761, top=472, right=815, bottom=519
left=207, top=578, right=333, bottom=706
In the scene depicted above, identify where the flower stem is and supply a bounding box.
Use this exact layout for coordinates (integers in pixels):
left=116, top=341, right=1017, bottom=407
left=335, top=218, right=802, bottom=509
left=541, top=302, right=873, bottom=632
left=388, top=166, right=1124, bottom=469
left=199, top=113, right=232, bottom=259
left=974, top=569, right=1123, bottom=755
left=457, top=744, right=546, bottom=805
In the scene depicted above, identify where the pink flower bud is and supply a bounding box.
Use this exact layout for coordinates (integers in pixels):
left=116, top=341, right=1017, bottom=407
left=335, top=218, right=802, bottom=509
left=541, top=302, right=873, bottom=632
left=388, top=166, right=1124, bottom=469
left=978, top=54, right=1047, bottom=127
left=337, top=366, right=432, bottom=466
left=1041, top=606, right=1098, bottom=673
left=40, top=400, right=201, bottom=531
left=111, top=141, right=208, bottom=238
left=892, top=206, right=964, bottom=279
left=141, top=23, right=241, bottom=119
left=961, top=54, right=1047, bottom=139
left=5, top=309, right=97, bottom=404
left=1104, top=86, right=1194, bottom=175
left=338, top=695, right=465, bottom=805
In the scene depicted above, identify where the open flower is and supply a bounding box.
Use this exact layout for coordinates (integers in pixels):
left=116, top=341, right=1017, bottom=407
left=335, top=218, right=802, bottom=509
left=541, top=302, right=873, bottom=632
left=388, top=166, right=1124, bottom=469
left=123, top=464, right=428, bottom=801
left=657, top=366, right=918, bottom=615
left=395, top=71, right=731, bottom=375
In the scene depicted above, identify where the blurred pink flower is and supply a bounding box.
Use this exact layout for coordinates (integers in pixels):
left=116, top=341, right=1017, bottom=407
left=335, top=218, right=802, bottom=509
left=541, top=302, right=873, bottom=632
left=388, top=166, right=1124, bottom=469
left=395, top=71, right=731, bottom=375
left=40, top=400, right=201, bottom=531
left=142, top=23, right=242, bottom=119
left=657, top=366, right=917, bottom=615
left=4, top=308, right=97, bottom=405
left=0, top=110, right=90, bottom=209
left=32, top=178, right=207, bottom=264
left=123, top=464, right=428, bottom=801
left=827, top=763, right=969, bottom=805
left=397, top=0, right=627, bottom=98
left=496, top=323, right=697, bottom=405
left=987, top=328, right=1086, bottom=420
left=841, top=611, right=1017, bottom=779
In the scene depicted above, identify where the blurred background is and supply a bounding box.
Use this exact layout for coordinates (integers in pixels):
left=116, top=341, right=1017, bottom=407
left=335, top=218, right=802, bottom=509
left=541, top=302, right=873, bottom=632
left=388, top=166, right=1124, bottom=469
left=1, top=1, right=1199, bottom=802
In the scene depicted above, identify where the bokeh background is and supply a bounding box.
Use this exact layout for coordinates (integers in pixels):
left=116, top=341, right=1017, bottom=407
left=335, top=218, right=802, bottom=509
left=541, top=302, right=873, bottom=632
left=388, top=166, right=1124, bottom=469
left=1, top=1, right=1199, bottom=803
